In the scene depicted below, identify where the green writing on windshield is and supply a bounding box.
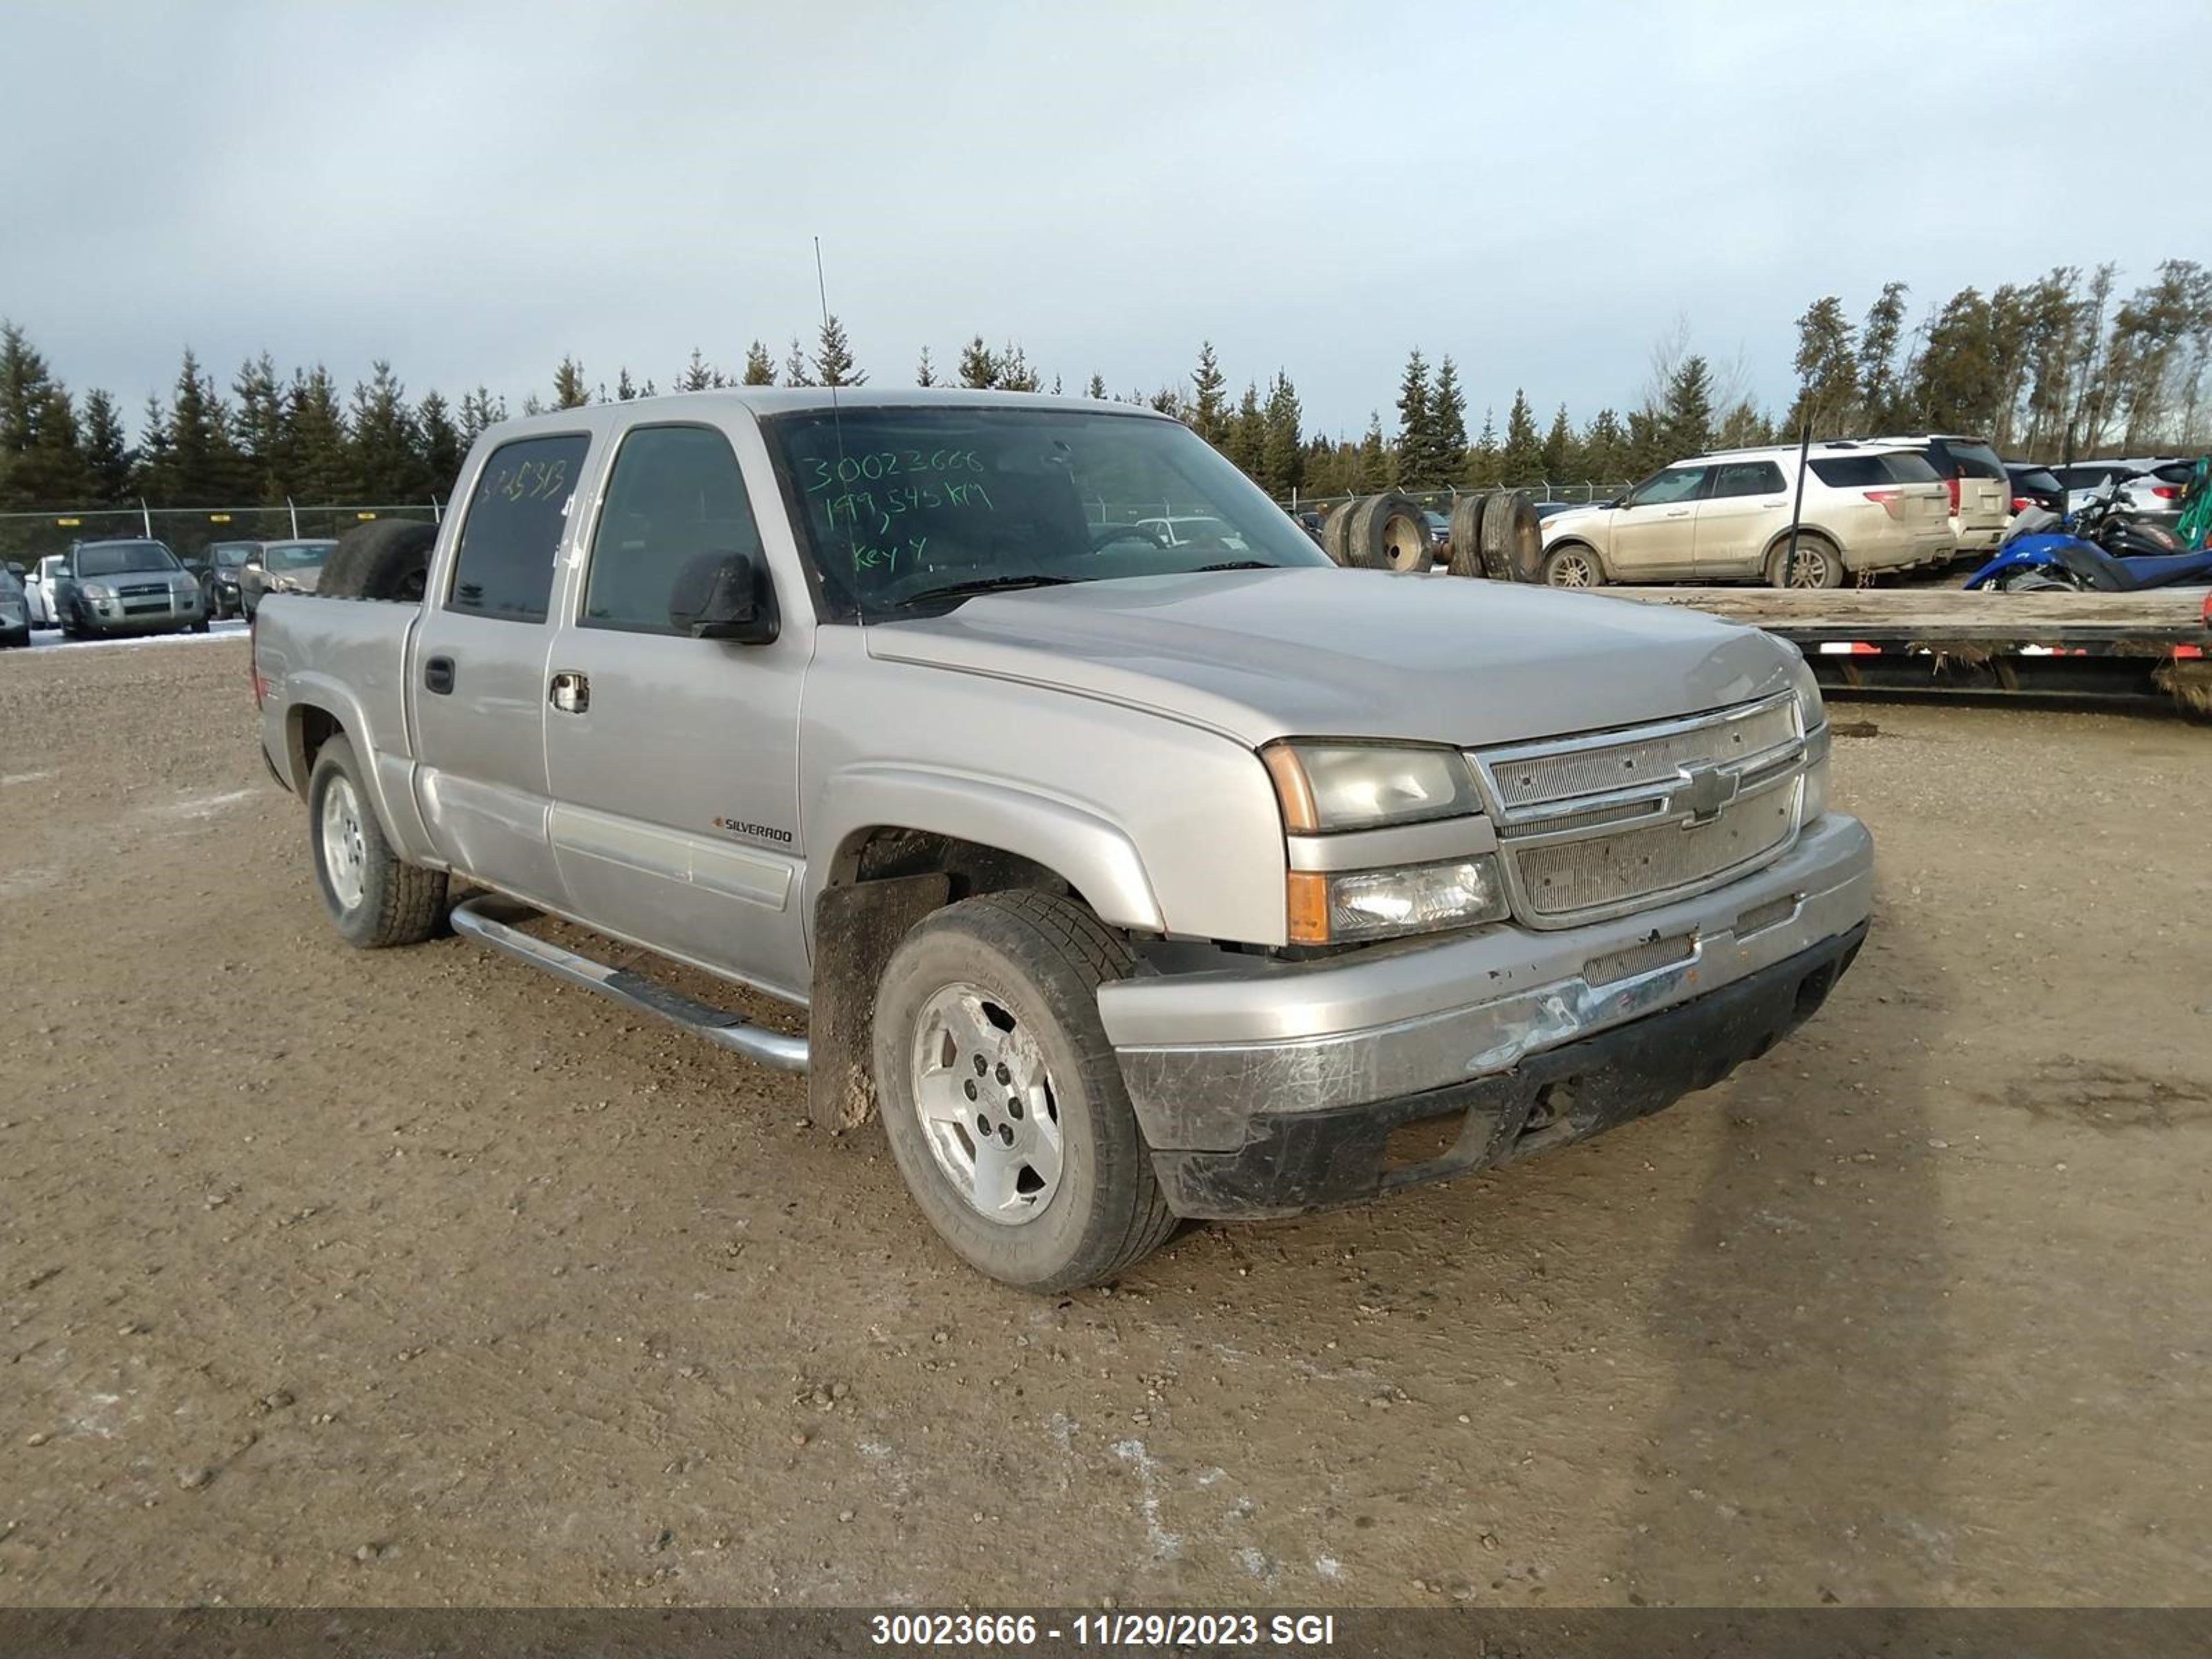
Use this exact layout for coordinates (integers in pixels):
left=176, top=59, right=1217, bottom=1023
left=803, top=449, right=985, bottom=494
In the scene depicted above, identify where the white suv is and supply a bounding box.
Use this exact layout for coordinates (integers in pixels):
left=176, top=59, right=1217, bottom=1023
left=1536, top=442, right=1955, bottom=588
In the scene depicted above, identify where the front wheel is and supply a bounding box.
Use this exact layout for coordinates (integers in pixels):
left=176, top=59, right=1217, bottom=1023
left=1542, top=543, right=1604, bottom=588
left=873, top=891, right=1178, bottom=1291
left=306, top=734, right=448, bottom=947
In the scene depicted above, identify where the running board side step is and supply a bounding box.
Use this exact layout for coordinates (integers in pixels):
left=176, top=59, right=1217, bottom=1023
left=448, top=894, right=809, bottom=1071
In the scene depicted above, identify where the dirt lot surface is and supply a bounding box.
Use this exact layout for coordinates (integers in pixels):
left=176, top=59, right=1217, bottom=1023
left=2, top=637, right=2208, bottom=1611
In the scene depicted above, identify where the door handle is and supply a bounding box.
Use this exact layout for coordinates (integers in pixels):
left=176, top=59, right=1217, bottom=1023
left=549, top=670, right=590, bottom=715
left=1665, top=509, right=1691, bottom=518
left=424, top=655, right=455, bottom=695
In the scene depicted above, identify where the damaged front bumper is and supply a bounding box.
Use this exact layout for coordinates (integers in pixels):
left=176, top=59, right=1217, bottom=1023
left=1098, top=812, right=1873, bottom=1218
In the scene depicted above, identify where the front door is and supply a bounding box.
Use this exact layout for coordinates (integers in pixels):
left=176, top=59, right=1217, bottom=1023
left=1694, top=459, right=1789, bottom=577
left=411, top=429, right=595, bottom=908
left=541, top=420, right=810, bottom=1000
left=1607, top=465, right=1709, bottom=579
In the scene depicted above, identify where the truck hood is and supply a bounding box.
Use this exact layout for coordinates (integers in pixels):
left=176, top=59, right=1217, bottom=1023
left=863, top=567, right=1794, bottom=747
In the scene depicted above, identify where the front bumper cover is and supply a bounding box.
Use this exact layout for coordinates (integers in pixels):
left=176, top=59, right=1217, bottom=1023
left=1153, top=922, right=1864, bottom=1219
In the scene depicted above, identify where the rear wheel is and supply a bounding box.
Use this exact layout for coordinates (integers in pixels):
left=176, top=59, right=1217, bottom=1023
left=1766, top=534, right=1844, bottom=589
left=873, top=891, right=1177, bottom=1291
left=306, top=735, right=447, bottom=948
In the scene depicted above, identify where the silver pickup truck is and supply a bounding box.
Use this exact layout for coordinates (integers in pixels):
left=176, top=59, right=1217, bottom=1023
left=253, top=389, right=1871, bottom=1291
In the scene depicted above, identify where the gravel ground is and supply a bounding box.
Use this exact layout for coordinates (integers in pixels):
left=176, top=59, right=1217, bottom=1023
left=1, top=639, right=2207, bottom=1609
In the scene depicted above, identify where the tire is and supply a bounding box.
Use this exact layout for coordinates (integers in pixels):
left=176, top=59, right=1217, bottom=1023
left=320, top=520, right=437, bottom=603
left=1445, top=494, right=1491, bottom=578
left=190, top=614, right=210, bottom=634
left=306, top=733, right=447, bottom=948
left=1541, top=543, right=1605, bottom=588
left=1479, top=489, right=1544, bottom=583
left=1318, top=501, right=1358, bottom=567
left=1766, top=534, right=1844, bottom=589
left=1346, top=491, right=1432, bottom=572
left=872, top=890, right=1179, bottom=1292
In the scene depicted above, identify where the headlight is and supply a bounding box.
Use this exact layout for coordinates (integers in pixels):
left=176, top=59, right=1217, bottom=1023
left=82, top=582, right=113, bottom=601
left=1288, top=855, right=1508, bottom=945
left=1262, top=741, right=1480, bottom=832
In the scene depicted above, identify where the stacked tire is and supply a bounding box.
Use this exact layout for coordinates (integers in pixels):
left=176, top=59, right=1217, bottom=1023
left=319, top=521, right=438, bottom=603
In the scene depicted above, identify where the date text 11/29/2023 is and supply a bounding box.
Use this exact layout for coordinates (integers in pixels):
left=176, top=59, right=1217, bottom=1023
left=868, top=1611, right=1337, bottom=1648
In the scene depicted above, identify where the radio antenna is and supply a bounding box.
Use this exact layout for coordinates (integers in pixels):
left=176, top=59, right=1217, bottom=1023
left=813, top=236, right=863, bottom=585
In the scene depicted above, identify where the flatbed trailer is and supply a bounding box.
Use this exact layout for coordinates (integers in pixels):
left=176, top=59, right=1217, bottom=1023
left=1600, top=586, right=2212, bottom=711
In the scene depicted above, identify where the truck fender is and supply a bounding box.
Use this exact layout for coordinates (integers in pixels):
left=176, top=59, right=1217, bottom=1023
left=281, top=673, right=433, bottom=861
left=812, top=765, right=1168, bottom=935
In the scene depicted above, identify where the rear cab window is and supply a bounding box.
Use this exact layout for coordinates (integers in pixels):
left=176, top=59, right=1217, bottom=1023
left=447, top=433, right=592, bottom=623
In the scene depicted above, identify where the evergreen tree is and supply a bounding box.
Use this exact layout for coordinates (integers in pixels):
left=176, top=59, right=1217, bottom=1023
left=1085, top=372, right=1107, bottom=400
left=350, top=362, right=424, bottom=500
left=812, top=313, right=865, bottom=386
left=1465, top=408, right=1501, bottom=487
left=1499, top=388, right=1543, bottom=485
left=614, top=367, right=639, bottom=402
left=1539, top=403, right=1578, bottom=482
left=1224, top=382, right=1265, bottom=477
left=551, top=357, right=590, bottom=410
left=1658, top=355, right=1714, bottom=458
left=741, top=341, right=774, bottom=386
left=0, top=321, right=52, bottom=464
left=1857, top=281, right=1911, bottom=432
left=160, top=348, right=239, bottom=505
left=132, top=391, right=171, bottom=497
left=418, top=390, right=462, bottom=489
left=283, top=366, right=353, bottom=502
left=1430, top=355, right=1468, bottom=480
left=958, top=336, right=1000, bottom=389
left=458, top=386, right=506, bottom=441
left=1356, top=413, right=1389, bottom=494
left=1259, top=371, right=1303, bottom=498
left=1909, top=288, right=2001, bottom=433
left=1581, top=408, right=1627, bottom=482
left=782, top=337, right=815, bottom=388
left=1190, top=341, right=1229, bottom=447
left=996, top=342, right=1041, bottom=393
left=230, top=354, right=285, bottom=500
left=677, top=348, right=720, bottom=392
left=12, top=382, right=92, bottom=504
left=82, top=388, right=132, bottom=503
left=1392, top=348, right=1434, bottom=485
left=1786, top=294, right=1858, bottom=437
left=915, top=346, right=937, bottom=387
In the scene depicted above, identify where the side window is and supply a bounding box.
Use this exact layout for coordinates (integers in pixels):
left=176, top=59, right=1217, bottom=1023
left=447, top=433, right=590, bottom=624
left=582, top=424, right=765, bottom=635
left=1712, top=462, right=1785, bottom=498
left=1628, top=467, right=1708, bottom=507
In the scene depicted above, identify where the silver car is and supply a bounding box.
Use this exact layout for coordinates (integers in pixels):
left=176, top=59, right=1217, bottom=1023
left=51, top=539, right=208, bottom=638
left=240, top=539, right=339, bottom=618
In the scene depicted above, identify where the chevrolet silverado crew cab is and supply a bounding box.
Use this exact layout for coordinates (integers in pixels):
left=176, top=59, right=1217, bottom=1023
left=253, top=389, right=1871, bottom=1291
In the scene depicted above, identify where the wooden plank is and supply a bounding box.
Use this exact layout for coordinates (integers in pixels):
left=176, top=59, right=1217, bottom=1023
left=1593, top=585, right=2210, bottom=648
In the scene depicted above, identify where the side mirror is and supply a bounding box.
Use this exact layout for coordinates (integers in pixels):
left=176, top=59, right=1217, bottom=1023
left=669, top=550, right=778, bottom=644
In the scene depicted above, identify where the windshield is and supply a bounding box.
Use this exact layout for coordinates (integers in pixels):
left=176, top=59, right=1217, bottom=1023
left=765, top=406, right=1329, bottom=617
left=75, top=542, right=180, bottom=577
left=267, top=541, right=337, bottom=571
left=209, top=543, right=260, bottom=568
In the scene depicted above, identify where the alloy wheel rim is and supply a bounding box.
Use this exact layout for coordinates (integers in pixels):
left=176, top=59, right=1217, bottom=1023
left=321, top=776, right=368, bottom=910
left=910, top=983, right=1063, bottom=1226
left=1550, top=553, right=1594, bottom=588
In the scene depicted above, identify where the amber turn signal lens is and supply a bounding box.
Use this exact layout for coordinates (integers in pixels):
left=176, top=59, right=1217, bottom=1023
left=1286, top=870, right=1330, bottom=945
left=1262, top=743, right=1319, bottom=834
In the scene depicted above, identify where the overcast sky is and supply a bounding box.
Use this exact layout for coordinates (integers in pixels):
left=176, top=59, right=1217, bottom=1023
left=0, top=0, right=2195, bottom=440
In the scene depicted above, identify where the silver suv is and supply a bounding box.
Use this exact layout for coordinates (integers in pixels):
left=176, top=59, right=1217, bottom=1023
left=1537, top=442, right=1953, bottom=588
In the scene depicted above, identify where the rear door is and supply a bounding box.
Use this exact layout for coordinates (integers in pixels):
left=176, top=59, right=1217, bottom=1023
left=541, top=418, right=811, bottom=1000
left=1607, top=465, right=1708, bottom=579
left=1693, top=460, right=1788, bottom=576
left=409, top=427, right=598, bottom=906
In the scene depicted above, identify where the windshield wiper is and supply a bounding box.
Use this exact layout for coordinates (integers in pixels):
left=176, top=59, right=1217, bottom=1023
left=1195, top=559, right=1274, bottom=572
left=886, top=573, right=1074, bottom=609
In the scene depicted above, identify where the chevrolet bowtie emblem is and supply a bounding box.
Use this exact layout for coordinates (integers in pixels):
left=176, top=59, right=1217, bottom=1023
left=1676, top=762, right=1739, bottom=826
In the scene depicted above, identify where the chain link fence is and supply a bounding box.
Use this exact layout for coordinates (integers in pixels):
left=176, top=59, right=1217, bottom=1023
left=0, top=501, right=443, bottom=570
left=1284, top=482, right=1629, bottom=515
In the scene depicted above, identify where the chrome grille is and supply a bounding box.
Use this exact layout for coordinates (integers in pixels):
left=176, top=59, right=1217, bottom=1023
left=1472, top=693, right=1808, bottom=928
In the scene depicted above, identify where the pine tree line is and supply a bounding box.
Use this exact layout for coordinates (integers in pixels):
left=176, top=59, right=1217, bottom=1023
left=4, top=256, right=2206, bottom=520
